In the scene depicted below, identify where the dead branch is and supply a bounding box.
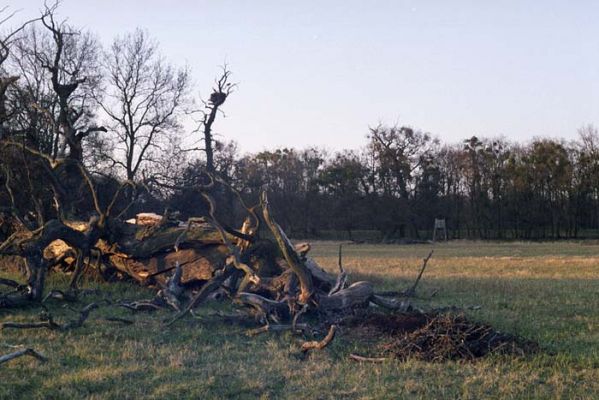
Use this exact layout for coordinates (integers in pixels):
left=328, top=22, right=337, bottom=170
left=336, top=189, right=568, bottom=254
left=328, top=244, right=348, bottom=295
left=102, top=317, right=134, bottom=325
left=246, top=323, right=309, bottom=337
left=236, top=292, right=289, bottom=324
left=167, top=264, right=236, bottom=326
left=292, top=303, right=309, bottom=334
left=405, top=250, right=434, bottom=297
left=375, top=250, right=434, bottom=298
left=0, top=320, right=58, bottom=331
left=0, top=348, right=48, bottom=365
left=201, top=191, right=259, bottom=282
left=0, top=278, right=22, bottom=289
left=158, top=261, right=184, bottom=311
left=42, top=289, right=78, bottom=303
left=370, top=295, right=411, bottom=312
left=348, top=353, right=388, bottom=363
left=261, top=192, right=314, bottom=304
left=319, top=281, right=373, bottom=312
left=0, top=302, right=98, bottom=331
left=300, top=325, right=337, bottom=353
left=118, top=300, right=163, bottom=312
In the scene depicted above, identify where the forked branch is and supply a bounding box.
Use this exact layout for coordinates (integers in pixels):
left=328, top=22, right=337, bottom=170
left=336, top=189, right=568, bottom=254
left=0, top=348, right=48, bottom=365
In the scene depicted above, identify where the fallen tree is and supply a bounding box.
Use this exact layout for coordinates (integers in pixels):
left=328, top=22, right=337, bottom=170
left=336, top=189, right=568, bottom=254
left=0, top=142, right=416, bottom=323
left=0, top=149, right=540, bottom=364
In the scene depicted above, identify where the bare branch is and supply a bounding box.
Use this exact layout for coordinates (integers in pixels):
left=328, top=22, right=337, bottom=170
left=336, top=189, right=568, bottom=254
left=0, top=348, right=48, bottom=365
left=300, top=325, right=337, bottom=353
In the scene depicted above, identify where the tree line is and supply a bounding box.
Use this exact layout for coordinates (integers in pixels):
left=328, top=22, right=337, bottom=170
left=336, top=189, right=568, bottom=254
left=189, top=125, right=599, bottom=241
left=1, top=3, right=598, bottom=242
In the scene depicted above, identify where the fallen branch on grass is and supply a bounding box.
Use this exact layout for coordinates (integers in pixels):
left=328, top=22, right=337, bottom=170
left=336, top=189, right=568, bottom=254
left=246, top=323, right=309, bottom=337
left=348, top=353, right=388, bottom=363
left=301, top=325, right=337, bottom=353
left=0, top=278, right=22, bottom=289
left=0, top=303, right=98, bottom=331
left=0, top=348, right=47, bottom=365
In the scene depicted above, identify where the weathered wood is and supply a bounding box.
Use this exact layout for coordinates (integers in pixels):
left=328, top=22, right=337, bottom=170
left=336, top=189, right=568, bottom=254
left=108, top=245, right=229, bottom=285
left=236, top=292, right=290, bottom=322
left=1, top=302, right=98, bottom=331
left=349, top=353, right=388, bottom=363
left=329, top=244, right=348, bottom=295
left=319, top=281, right=374, bottom=312
left=262, top=192, right=314, bottom=304
left=246, top=323, right=309, bottom=336
left=0, top=348, right=48, bottom=365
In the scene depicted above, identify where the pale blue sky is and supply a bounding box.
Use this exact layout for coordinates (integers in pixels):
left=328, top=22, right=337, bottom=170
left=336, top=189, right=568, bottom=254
left=5, top=1, right=599, bottom=152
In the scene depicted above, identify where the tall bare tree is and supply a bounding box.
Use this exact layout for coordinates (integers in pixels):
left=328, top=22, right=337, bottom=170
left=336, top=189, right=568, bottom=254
left=0, top=5, right=47, bottom=137
left=98, top=29, right=189, bottom=181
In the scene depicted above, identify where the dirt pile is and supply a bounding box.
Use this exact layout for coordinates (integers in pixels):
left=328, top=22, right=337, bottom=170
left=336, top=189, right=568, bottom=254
left=347, top=311, right=538, bottom=362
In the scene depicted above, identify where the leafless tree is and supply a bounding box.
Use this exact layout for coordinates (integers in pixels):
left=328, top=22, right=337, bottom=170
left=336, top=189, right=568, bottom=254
left=98, top=29, right=189, bottom=181
left=0, top=4, right=48, bottom=137
left=22, top=4, right=105, bottom=161
left=195, top=66, right=236, bottom=173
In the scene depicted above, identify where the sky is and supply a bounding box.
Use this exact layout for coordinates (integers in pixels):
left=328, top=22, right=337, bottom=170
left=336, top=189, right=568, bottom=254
left=4, top=1, right=599, bottom=153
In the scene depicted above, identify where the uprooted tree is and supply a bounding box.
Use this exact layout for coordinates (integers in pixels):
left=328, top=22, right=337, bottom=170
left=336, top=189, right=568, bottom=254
left=0, top=4, right=537, bottom=365
left=1, top=139, right=539, bottom=363
left=0, top=140, right=413, bottom=319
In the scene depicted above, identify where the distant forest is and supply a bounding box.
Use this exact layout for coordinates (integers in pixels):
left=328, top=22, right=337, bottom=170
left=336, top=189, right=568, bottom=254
left=175, top=125, right=599, bottom=241
left=1, top=5, right=598, bottom=241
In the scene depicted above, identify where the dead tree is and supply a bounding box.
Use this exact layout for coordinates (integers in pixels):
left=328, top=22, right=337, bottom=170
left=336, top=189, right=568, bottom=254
left=35, top=5, right=105, bottom=162
left=0, top=141, right=423, bottom=326
left=196, top=66, right=236, bottom=173
left=0, top=5, right=48, bottom=137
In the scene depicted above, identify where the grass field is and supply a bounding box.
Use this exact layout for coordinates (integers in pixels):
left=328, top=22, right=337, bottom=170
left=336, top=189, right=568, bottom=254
left=1, top=241, right=598, bottom=399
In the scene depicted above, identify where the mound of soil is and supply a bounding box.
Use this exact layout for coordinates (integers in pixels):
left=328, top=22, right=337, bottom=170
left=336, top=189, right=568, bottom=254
left=346, top=311, right=538, bottom=362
